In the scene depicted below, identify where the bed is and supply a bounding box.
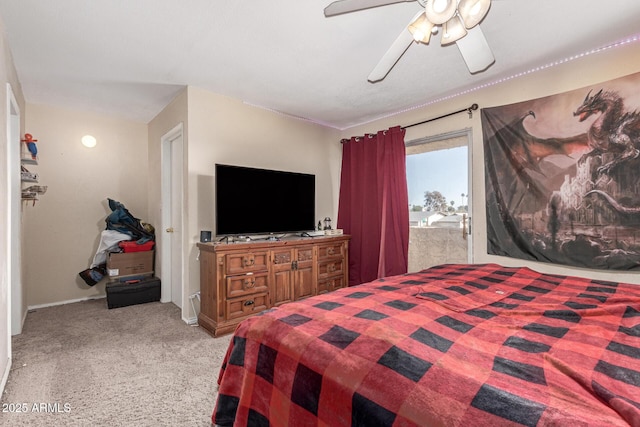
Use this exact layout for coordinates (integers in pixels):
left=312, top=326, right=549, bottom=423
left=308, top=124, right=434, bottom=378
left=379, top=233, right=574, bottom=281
left=212, top=263, right=640, bottom=426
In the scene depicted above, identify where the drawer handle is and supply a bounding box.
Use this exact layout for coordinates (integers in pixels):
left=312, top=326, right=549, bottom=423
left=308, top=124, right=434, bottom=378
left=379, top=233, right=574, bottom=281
left=243, top=257, right=255, bottom=267
left=244, top=278, right=256, bottom=288
left=329, top=264, right=336, bottom=273
left=327, top=248, right=335, bottom=255
left=244, top=300, right=254, bottom=306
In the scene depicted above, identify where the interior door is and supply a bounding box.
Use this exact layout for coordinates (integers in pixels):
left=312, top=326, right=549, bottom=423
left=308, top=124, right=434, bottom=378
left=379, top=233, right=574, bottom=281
left=161, top=124, right=184, bottom=312
left=405, top=129, right=472, bottom=272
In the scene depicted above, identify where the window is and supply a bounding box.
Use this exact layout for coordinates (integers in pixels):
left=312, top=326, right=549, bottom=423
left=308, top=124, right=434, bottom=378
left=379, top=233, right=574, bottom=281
left=405, top=130, right=470, bottom=272
left=407, top=145, right=468, bottom=217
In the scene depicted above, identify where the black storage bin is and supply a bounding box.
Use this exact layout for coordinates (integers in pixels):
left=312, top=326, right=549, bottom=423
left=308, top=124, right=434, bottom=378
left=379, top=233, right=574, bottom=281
left=106, top=276, right=161, bottom=309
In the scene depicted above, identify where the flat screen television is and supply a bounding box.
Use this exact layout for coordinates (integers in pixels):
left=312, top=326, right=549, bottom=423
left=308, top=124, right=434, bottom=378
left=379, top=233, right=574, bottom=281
left=215, top=164, right=315, bottom=236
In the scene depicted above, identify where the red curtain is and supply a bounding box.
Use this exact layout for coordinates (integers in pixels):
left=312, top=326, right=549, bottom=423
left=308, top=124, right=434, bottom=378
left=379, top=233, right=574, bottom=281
left=337, top=125, right=409, bottom=286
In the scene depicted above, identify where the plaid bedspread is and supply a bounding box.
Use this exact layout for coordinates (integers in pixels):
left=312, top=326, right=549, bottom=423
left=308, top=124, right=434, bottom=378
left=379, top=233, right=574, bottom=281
left=213, top=263, right=640, bottom=426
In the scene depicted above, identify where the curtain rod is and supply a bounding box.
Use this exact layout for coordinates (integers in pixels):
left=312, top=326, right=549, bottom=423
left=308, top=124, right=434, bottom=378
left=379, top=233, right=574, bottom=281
left=402, top=103, right=478, bottom=130
left=341, top=103, right=478, bottom=143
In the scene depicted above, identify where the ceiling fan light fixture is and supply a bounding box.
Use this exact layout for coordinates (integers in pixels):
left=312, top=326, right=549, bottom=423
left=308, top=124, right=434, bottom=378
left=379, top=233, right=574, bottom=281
left=458, top=0, right=491, bottom=29
left=425, top=0, right=457, bottom=25
left=441, top=14, right=467, bottom=45
left=408, top=12, right=434, bottom=43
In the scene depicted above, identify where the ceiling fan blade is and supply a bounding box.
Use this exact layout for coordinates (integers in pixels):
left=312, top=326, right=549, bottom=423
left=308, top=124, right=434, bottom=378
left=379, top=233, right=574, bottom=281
left=455, top=25, right=495, bottom=73
left=368, top=17, right=418, bottom=83
left=324, top=0, right=415, bottom=17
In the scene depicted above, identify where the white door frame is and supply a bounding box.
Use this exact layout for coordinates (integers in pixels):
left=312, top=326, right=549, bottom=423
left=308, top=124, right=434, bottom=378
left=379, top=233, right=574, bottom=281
left=2, top=83, right=20, bottom=394
left=465, top=129, right=473, bottom=262
left=160, top=123, right=186, bottom=318
left=7, top=84, right=22, bottom=336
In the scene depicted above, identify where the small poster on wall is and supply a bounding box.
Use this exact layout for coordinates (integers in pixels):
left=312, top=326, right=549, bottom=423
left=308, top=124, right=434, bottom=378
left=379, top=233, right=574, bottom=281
left=482, top=71, right=640, bottom=270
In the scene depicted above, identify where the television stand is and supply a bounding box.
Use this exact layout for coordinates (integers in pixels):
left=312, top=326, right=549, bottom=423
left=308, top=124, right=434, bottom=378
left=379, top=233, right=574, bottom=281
left=196, top=234, right=350, bottom=337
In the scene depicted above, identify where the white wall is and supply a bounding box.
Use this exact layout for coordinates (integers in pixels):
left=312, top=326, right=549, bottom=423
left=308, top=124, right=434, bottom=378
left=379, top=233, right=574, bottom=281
left=339, top=39, right=640, bottom=284
left=23, top=104, right=149, bottom=306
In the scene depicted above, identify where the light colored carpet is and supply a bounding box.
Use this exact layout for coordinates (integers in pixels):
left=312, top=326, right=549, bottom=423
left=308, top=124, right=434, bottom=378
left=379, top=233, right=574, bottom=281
left=1, top=299, right=232, bottom=426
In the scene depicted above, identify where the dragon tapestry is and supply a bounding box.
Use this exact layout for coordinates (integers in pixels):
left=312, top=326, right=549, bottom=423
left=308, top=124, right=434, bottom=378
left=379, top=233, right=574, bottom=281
left=483, top=72, right=640, bottom=270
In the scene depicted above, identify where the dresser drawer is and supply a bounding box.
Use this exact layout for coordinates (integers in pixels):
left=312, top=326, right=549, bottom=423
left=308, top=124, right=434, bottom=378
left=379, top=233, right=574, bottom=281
left=318, top=243, right=343, bottom=261
left=297, top=247, right=313, bottom=262
left=225, top=251, right=268, bottom=275
left=226, top=272, right=269, bottom=299
left=271, top=247, right=314, bottom=265
left=318, top=259, right=344, bottom=279
left=271, top=249, right=292, bottom=265
left=226, top=293, right=269, bottom=320
left=318, top=275, right=346, bottom=294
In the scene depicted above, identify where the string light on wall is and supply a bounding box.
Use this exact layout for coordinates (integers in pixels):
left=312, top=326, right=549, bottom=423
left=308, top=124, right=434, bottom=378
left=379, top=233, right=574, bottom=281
left=81, top=135, right=97, bottom=148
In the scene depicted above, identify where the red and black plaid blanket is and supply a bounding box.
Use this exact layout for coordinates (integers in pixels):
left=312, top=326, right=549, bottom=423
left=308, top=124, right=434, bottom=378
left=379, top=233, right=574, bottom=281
left=213, top=263, right=640, bottom=426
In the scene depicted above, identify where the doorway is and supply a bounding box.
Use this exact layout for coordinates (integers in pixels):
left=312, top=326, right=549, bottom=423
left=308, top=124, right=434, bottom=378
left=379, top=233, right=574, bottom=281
left=160, top=124, right=185, bottom=318
left=405, top=129, right=472, bottom=272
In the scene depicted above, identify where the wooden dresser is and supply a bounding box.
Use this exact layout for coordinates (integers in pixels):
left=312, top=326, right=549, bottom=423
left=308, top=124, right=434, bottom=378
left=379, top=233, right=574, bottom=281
left=197, top=235, right=350, bottom=337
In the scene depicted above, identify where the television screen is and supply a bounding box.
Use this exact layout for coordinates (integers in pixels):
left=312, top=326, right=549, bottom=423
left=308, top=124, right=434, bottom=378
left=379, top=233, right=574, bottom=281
left=215, top=164, right=315, bottom=236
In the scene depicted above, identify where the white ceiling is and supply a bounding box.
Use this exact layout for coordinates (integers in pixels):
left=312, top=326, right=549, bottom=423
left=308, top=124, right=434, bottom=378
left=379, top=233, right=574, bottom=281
left=1, top=1, right=639, bottom=130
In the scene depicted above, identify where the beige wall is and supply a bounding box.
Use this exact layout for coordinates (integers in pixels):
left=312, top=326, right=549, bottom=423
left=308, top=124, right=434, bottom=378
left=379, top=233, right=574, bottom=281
left=23, top=104, right=149, bottom=306
left=184, top=87, right=342, bottom=319
left=148, top=86, right=341, bottom=321
left=339, top=40, right=640, bottom=284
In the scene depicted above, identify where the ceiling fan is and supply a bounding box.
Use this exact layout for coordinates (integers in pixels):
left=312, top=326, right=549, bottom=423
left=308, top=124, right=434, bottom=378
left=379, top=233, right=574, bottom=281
left=324, top=0, right=495, bottom=82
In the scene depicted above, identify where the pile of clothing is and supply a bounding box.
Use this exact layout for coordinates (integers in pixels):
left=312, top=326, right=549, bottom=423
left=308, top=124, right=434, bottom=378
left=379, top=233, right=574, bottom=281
left=79, top=199, right=155, bottom=286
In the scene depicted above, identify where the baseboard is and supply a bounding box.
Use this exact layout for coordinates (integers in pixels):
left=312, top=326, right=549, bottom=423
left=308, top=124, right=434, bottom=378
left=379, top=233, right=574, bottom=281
left=27, top=297, right=196, bottom=326
left=28, top=295, right=106, bottom=311
left=0, top=357, right=11, bottom=396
